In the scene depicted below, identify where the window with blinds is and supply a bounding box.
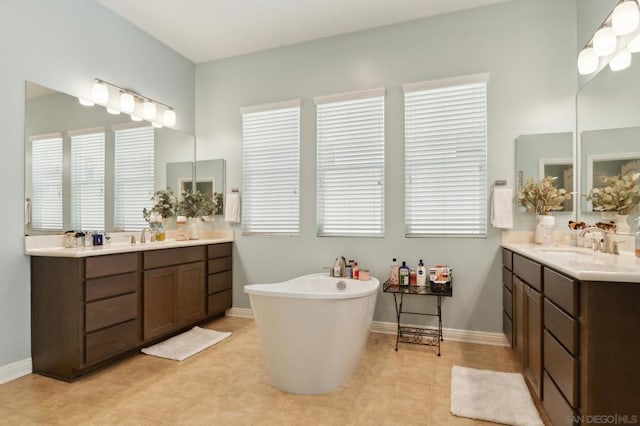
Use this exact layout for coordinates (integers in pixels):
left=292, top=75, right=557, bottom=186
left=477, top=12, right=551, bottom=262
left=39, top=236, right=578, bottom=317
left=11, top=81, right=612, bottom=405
left=241, top=101, right=300, bottom=235
left=114, top=126, right=155, bottom=231
left=315, top=89, right=385, bottom=237
left=404, top=74, right=488, bottom=237
left=70, top=131, right=105, bottom=230
left=31, top=136, right=63, bottom=231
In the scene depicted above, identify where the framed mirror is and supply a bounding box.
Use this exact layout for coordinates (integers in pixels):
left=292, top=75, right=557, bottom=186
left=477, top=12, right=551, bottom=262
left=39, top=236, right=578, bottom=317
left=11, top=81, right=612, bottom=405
left=24, top=81, right=195, bottom=234
left=515, top=132, right=575, bottom=229
left=577, top=50, right=640, bottom=230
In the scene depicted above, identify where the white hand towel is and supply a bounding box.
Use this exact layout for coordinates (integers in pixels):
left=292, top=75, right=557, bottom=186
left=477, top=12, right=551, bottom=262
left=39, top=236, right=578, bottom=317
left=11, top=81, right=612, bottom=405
left=225, top=192, right=240, bottom=223
left=491, top=187, right=513, bottom=229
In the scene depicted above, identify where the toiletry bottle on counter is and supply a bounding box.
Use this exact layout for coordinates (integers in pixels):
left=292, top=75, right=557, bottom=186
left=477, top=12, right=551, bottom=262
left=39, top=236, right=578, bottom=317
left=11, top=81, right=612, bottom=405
left=636, top=218, right=640, bottom=257
left=155, top=220, right=165, bottom=241
left=409, top=268, right=417, bottom=285
left=353, top=262, right=359, bottom=280
left=417, top=259, right=427, bottom=286
left=345, top=260, right=353, bottom=279
left=390, top=258, right=399, bottom=284
left=399, top=261, right=410, bottom=285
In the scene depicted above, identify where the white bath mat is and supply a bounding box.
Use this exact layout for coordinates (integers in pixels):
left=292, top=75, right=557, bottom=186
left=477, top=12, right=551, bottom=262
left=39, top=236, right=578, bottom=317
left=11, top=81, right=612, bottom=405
left=141, top=326, right=231, bottom=361
left=450, top=366, right=543, bottom=426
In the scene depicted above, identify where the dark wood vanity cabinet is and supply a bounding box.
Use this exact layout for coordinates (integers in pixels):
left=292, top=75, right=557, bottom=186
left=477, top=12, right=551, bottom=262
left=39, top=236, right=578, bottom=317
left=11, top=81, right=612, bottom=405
left=502, top=249, right=514, bottom=348
left=31, top=243, right=232, bottom=381
left=502, top=248, right=640, bottom=424
left=207, top=243, right=233, bottom=316
left=142, top=246, right=206, bottom=341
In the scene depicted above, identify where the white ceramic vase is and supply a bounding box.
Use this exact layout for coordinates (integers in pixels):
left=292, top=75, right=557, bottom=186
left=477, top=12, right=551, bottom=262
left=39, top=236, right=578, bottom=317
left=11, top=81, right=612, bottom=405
left=188, top=217, right=200, bottom=240
left=615, top=214, right=631, bottom=234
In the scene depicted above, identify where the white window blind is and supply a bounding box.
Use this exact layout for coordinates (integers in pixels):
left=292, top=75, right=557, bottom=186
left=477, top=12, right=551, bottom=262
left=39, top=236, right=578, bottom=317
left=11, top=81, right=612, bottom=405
left=315, top=89, right=385, bottom=237
left=31, top=136, right=63, bottom=231
left=241, top=101, right=300, bottom=235
left=70, top=131, right=105, bottom=230
left=404, top=75, right=488, bottom=237
left=114, top=126, right=155, bottom=231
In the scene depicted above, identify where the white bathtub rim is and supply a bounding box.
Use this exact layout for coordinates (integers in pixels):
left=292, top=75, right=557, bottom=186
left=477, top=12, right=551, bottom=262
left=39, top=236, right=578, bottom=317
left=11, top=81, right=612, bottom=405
left=244, top=272, right=379, bottom=299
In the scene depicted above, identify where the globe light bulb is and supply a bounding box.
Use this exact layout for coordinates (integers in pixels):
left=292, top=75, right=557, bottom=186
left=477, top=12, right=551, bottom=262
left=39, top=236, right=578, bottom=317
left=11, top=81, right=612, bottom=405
left=612, top=1, right=640, bottom=36
left=593, top=27, right=617, bottom=57
left=578, top=47, right=599, bottom=75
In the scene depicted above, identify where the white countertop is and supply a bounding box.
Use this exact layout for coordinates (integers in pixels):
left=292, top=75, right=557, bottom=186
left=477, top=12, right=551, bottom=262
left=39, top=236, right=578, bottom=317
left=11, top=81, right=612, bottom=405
left=25, top=233, right=233, bottom=258
left=501, top=242, right=640, bottom=283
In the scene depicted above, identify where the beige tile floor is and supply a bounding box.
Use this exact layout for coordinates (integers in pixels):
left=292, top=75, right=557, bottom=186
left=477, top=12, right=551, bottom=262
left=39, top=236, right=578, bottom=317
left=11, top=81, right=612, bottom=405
left=0, top=316, right=550, bottom=425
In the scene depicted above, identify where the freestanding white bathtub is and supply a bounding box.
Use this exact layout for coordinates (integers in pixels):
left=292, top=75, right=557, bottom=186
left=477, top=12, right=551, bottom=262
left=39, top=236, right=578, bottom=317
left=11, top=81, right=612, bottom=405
left=244, top=273, right=379, bottom=395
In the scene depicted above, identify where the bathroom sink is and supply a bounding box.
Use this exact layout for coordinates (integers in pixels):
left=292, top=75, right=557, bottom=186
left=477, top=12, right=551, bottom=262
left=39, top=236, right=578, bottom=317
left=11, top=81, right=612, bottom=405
left=535, top=247, right=593, bottom=256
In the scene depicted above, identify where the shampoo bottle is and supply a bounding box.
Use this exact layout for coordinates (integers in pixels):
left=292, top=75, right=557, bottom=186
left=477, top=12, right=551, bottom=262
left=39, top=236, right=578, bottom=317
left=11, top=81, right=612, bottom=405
left=399, top=261, right=410, bottom=285
left=417, top=259, right=427, bottom=286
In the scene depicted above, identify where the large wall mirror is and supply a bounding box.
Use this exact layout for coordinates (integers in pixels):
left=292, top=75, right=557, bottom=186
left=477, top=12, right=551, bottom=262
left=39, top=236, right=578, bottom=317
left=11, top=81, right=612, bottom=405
left=514, top=132, right=575, bottom=229
left=24, top=81, right=225, bottom=235
left=577, top=50, right=640, bottom=231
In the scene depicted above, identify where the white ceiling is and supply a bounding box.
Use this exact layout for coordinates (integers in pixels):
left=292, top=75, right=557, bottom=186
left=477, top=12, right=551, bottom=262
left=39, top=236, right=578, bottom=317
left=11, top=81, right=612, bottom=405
left=97, top=0, right=510, bottom=64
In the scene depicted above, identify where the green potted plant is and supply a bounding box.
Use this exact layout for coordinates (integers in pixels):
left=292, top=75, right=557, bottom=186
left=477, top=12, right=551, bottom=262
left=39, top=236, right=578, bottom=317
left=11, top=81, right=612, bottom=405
left=143, top=189, right=178, bottom=235
left=177, top=190, right=214, bottom=239
left=586, top=172, right=640, bottom=233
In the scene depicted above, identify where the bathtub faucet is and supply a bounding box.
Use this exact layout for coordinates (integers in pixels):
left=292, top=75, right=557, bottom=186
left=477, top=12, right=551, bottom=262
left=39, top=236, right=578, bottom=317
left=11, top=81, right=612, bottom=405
left=331, top=256, right=346, bottom=277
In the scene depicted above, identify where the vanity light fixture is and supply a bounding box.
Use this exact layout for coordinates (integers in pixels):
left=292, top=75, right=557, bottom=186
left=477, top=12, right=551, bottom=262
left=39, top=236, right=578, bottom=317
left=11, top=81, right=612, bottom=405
left=119, top=92, right=135, bottom=114
left=612, top=0, right=640, bottom=35
left=578, top=0, right=640, bottom=75
left=81, top=78, right=177, bottom=126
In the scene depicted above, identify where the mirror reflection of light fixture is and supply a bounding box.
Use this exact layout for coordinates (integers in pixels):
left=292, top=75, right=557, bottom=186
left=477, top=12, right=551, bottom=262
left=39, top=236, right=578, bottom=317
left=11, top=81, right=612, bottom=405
left=79, top=78, right=177, bottom=126
left=143, top=101, right=157, bottom=120
left=609, top=48, right=632, bottom=71
left=612, top=1, right=640, bottom=35
left=578, top=47, right=599, bottom=75
left=120, top=92, right=135, bottom=113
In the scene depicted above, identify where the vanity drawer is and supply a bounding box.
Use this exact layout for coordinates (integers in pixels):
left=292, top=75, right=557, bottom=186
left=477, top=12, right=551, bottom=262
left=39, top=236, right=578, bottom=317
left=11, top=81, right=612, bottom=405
left=208, top=243, right=232, bottom=259
left=503, top=285, right=513, bottom=319
left=208, top=270, right=232, bottom=294
left=544, top=268, right=578, bottom=317
left=85, top=272, right=138, bottom=302
left=543, top=372, right=577, bottom=426
left=503, top=310, right=513, bottom=347
left=208, top=289, right=232, bottom=315
left=502, top=267, right=512, bottom=291
left=502, top=248, right=513, bottom=271
left=513, top=254, right=542, bottom=291
left=85, top=292, right=138, bottom=333
left=544, top=299, right=579, bottom=355
left=544, top=330, right=579, bottom=407
left=85, top=319, right=138, bottom=365
left=85, top=253, right=138, bottom=279
left=208, top=257, right=232, bottom=274
left=144, top=246, right=205, bottom=270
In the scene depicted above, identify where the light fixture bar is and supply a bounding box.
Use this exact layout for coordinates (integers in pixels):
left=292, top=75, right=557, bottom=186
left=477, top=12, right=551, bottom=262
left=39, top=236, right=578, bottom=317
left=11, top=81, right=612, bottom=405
left=94, top=78, right=176, bottom=114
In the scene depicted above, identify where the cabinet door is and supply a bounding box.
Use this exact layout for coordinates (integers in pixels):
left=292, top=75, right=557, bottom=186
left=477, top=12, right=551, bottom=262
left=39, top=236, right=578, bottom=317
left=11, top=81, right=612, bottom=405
left=524, top=284, right=543, bottom=399
left=177, top=262, right=206, bottom=326
left=513, top=277, right=525, bottom=364
left=143, top=266, right=178, bottom=340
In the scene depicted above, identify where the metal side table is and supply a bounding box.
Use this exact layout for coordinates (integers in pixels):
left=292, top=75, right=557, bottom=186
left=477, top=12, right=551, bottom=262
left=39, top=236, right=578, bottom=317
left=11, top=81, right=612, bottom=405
left=383, top=280, right=452, bottom=356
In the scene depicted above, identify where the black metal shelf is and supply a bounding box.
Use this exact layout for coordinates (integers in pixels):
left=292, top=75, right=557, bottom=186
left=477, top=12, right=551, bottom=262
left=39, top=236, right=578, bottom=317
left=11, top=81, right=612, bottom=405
left=382, top=279, right=452, bottom=355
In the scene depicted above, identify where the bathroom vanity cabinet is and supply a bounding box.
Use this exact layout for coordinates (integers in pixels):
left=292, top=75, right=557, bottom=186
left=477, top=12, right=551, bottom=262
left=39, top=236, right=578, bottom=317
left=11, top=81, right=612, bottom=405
left=30, top=242, right=233, bottom=381
left=501, top=247, right=640, bottom=425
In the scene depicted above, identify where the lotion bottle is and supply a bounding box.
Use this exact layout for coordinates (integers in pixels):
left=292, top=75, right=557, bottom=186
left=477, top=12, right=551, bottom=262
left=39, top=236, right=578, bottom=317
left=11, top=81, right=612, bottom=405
left=417, top=259, right=427, bottom=286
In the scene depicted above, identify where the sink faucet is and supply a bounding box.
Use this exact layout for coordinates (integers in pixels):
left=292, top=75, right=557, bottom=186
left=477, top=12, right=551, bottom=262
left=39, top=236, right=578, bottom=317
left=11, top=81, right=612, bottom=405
left=579, top=227, right=608, bottom=253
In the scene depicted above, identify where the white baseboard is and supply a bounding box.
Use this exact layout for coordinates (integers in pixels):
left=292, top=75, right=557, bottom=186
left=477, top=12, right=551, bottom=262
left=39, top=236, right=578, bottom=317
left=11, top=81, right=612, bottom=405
left=226, top=307, right=508, bottom=347
left=371, top=320, right=509, bottom=347
left=0, top=358, right=32, bottom=385
left=225, top=307, right=254, bottom=318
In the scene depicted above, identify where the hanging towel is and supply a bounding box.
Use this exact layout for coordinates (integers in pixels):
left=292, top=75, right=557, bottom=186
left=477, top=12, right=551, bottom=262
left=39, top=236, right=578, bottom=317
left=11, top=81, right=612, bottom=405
left=225, top=192, right=240, bottom=223
left=491, top=187, right=513, bottom=229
